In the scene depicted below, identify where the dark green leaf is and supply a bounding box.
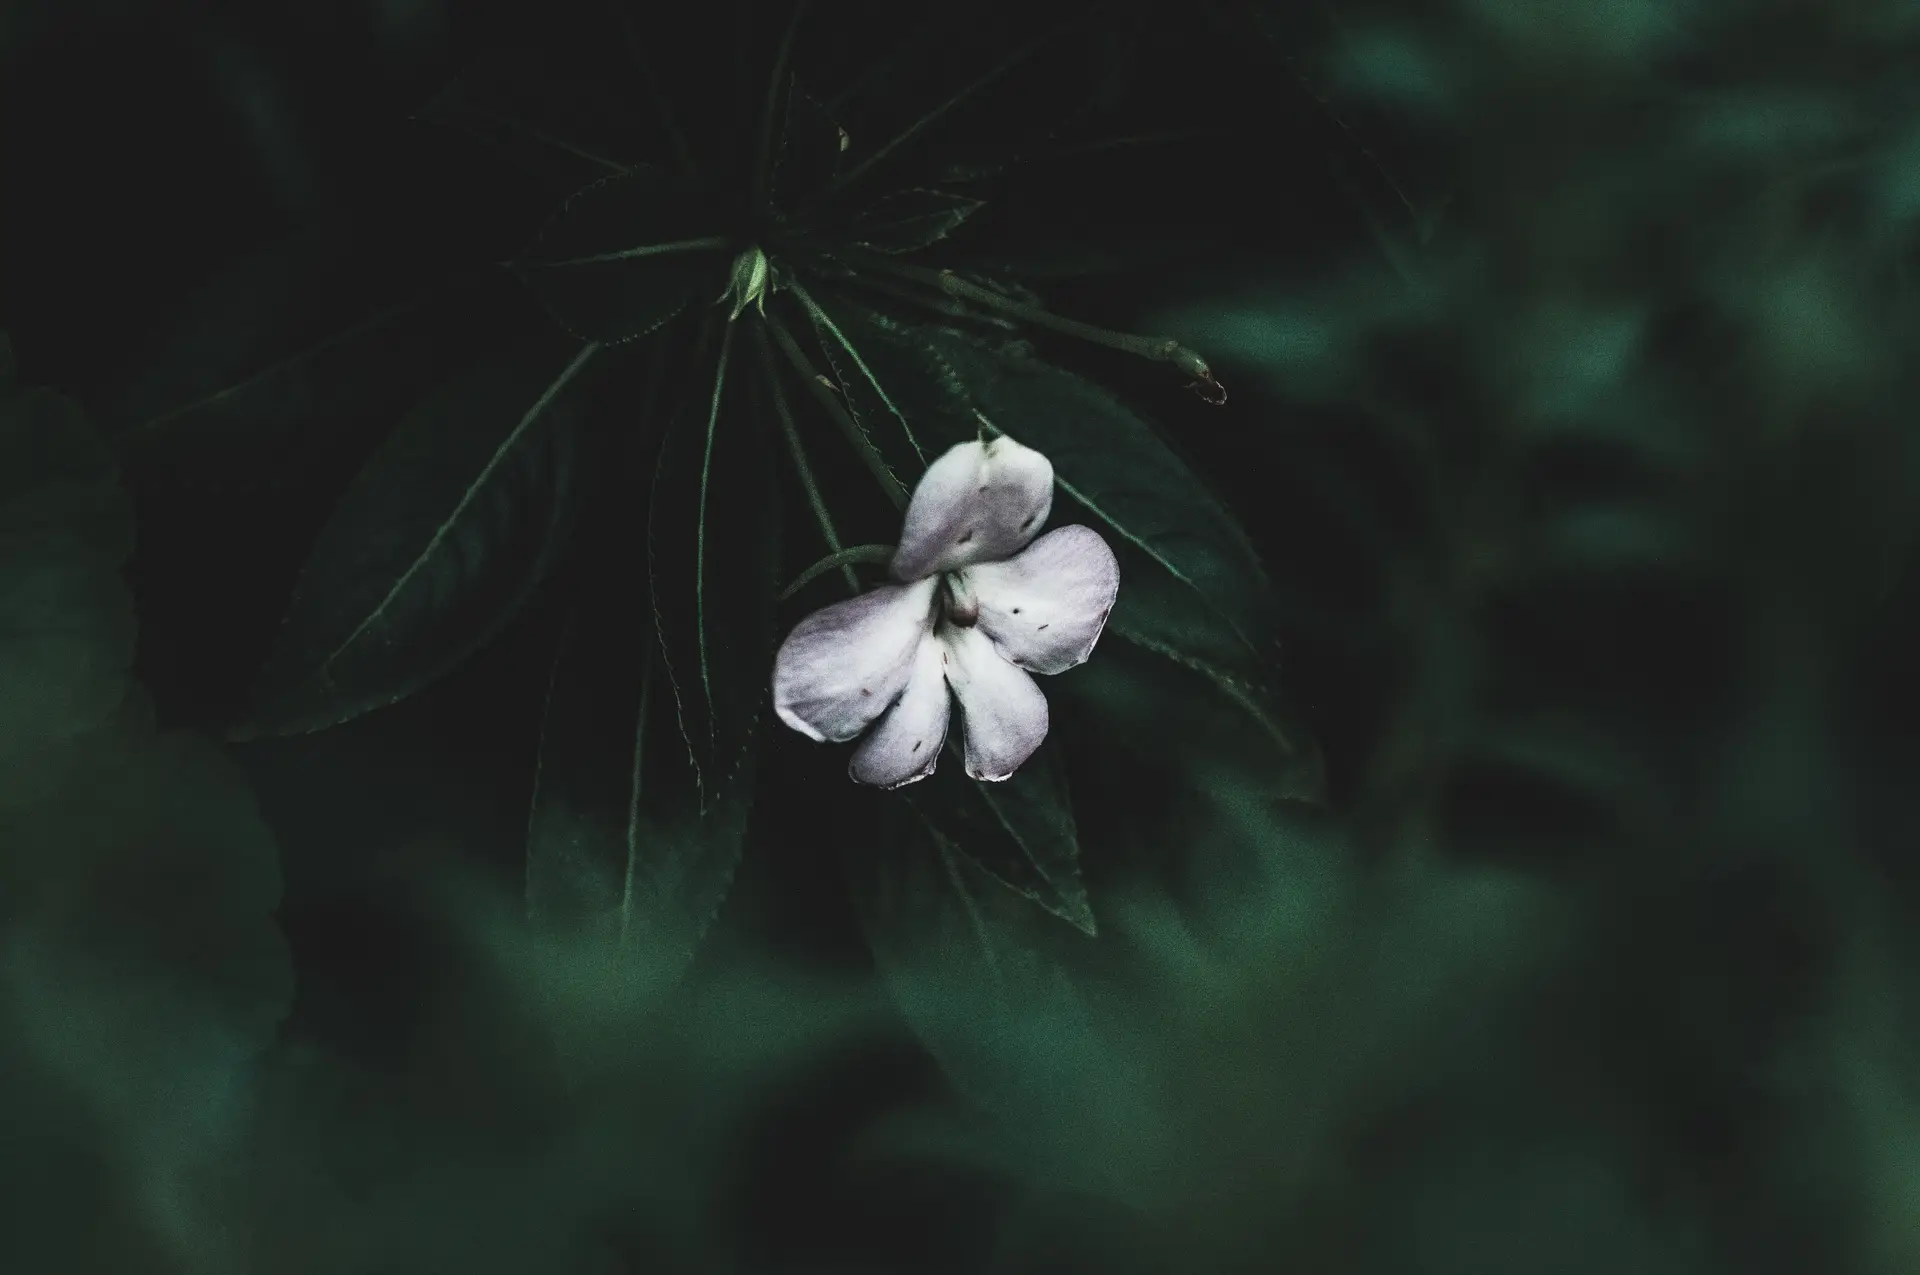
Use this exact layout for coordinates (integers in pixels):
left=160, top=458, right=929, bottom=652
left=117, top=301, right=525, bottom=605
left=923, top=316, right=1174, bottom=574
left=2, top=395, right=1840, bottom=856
left=644, top=325, right=780, bottom=938
left=525, top=574, right=653, bottom=940
left=106, top=241, right=457, bottom=497
left=1100, top=542, right=1324, bottom=798
left=1062, top=636, right=1326, bottom=807
left=849, top=188, right=985, bottom=254
left=848, top=802, right=1099, bottom=1113
left=526, top=552, right=750, bottom=964
left=514, top=167, right=729, bottom=343
left=906, top=744, right=1095, bottom=934
left=785, top=284, right=969, bottom=483
left=527, top=326, right=767, bottom=964
left=772, top=78, right=848, bottom=217
left=241, top=344, right=596, bottom=737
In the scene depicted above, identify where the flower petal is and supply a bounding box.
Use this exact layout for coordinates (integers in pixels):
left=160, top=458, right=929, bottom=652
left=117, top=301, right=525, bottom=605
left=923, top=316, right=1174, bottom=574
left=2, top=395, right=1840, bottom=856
left=772, top=578, right=938, bottom=742
left=849, top=633, right=951, bottom=788
left=891, top=436, right=1054, bottom=581
left=940, top=624, right=1049, bottom=781
left=963, top=524, right=1120, bottom=676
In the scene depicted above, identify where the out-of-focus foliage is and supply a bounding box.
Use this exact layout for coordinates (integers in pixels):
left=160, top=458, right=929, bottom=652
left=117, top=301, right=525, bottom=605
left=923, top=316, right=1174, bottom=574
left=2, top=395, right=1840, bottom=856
left=0, top=340, right=290, bottom=1272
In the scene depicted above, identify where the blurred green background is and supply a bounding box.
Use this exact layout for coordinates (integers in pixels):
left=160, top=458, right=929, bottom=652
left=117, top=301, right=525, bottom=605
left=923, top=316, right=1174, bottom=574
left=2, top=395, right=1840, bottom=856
left=4, top=1, right=1919, bottom=1271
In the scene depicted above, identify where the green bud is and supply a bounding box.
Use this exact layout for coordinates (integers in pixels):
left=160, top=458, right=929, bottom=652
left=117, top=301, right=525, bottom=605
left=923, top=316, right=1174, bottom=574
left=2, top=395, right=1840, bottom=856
left=721, top=245, right=772, bottom=321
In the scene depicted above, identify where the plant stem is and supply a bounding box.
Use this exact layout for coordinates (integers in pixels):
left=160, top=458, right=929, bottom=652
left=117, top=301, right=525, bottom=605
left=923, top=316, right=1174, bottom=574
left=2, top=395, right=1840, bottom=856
left=834, top=247, right=1224, bottom=397
left=834, top=269, right=988, bottom=323
left=761, top=309, right=909, bottom=509
left=778, top=545, right=896, bottom=601
left=754, top=324, right=860, bottom=594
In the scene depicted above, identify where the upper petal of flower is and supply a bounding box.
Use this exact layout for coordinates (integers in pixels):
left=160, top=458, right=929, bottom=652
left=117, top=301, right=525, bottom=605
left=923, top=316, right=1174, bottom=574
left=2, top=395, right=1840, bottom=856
left=772, top=578, right=938, bottom=742
left=849, top=631, right=951, bottom=788
left=939, top=623, right=1049, bottom=781
left=891, top=436, right=1054, bottom=581
left=963, top=524, right=1120, bottom=676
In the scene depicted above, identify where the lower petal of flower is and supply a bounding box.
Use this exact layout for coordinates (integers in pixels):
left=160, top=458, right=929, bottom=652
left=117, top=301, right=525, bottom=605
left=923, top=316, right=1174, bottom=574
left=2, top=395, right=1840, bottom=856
left=849, top=633, right=951, bottom=788
left=940, top=624, right=1049, bottom=781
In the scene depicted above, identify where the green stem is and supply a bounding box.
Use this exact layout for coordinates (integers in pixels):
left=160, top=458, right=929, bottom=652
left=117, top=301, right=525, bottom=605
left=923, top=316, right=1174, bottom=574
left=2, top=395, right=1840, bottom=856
left=843, top=248, right=1219, bottom=386
left=834, top=270, right=984, bottom=322
left=761, top=308, right=909, bottom=509
left=754, top=324, right=860, bottom=595
left=777, top=544, right=896, bottom=601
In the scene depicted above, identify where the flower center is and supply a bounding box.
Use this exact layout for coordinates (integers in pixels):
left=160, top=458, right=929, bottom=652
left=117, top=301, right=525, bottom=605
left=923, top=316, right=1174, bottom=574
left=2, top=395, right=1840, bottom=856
left=941, top=572, right=979, bottom=628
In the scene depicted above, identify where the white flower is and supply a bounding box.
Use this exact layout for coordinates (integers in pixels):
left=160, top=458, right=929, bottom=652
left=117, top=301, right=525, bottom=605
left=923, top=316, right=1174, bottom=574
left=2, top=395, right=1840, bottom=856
left=771, top=436, right=1120, bottom=787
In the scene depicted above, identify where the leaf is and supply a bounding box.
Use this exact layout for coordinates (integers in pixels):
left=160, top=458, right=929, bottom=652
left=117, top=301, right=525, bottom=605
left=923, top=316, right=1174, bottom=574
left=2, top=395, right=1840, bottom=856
left=640, top=325, right=781, bottom=942
left=849, top=187, right=985, bottom=254
left=525, top=576, right=653, bottom=940
left=788, top=284, right=971, bottom=482
left=513, top=167, right=730, bottom=343
left=526, top=549, right=750, bottom=965
left=848, top=802, right=1100, bottom=1114
left=905, top=744, right=1095, bottom=934
left=241, top=343, right=596, bottom=737
left=106, top=240, right=457, bottom=496
left=771, top=78, right=848, bottom=217
left=1062, top=637, right=1326, bottom=807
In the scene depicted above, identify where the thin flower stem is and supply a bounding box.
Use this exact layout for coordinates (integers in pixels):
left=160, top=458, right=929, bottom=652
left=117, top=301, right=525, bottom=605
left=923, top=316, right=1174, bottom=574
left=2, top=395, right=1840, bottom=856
left=843, top=248, right=1219, bottom=385
left=777, top=545, right=896, bottom=601
left=761, top=308, right=909, bottom=510
left=754, top=323, right=860, bottom=595
left=835, top=269, right=984, bottom=322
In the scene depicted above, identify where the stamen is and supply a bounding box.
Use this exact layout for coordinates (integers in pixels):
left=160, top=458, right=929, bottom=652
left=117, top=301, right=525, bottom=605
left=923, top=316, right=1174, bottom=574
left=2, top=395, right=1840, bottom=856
left=942, top=573, right=980, bottom=628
